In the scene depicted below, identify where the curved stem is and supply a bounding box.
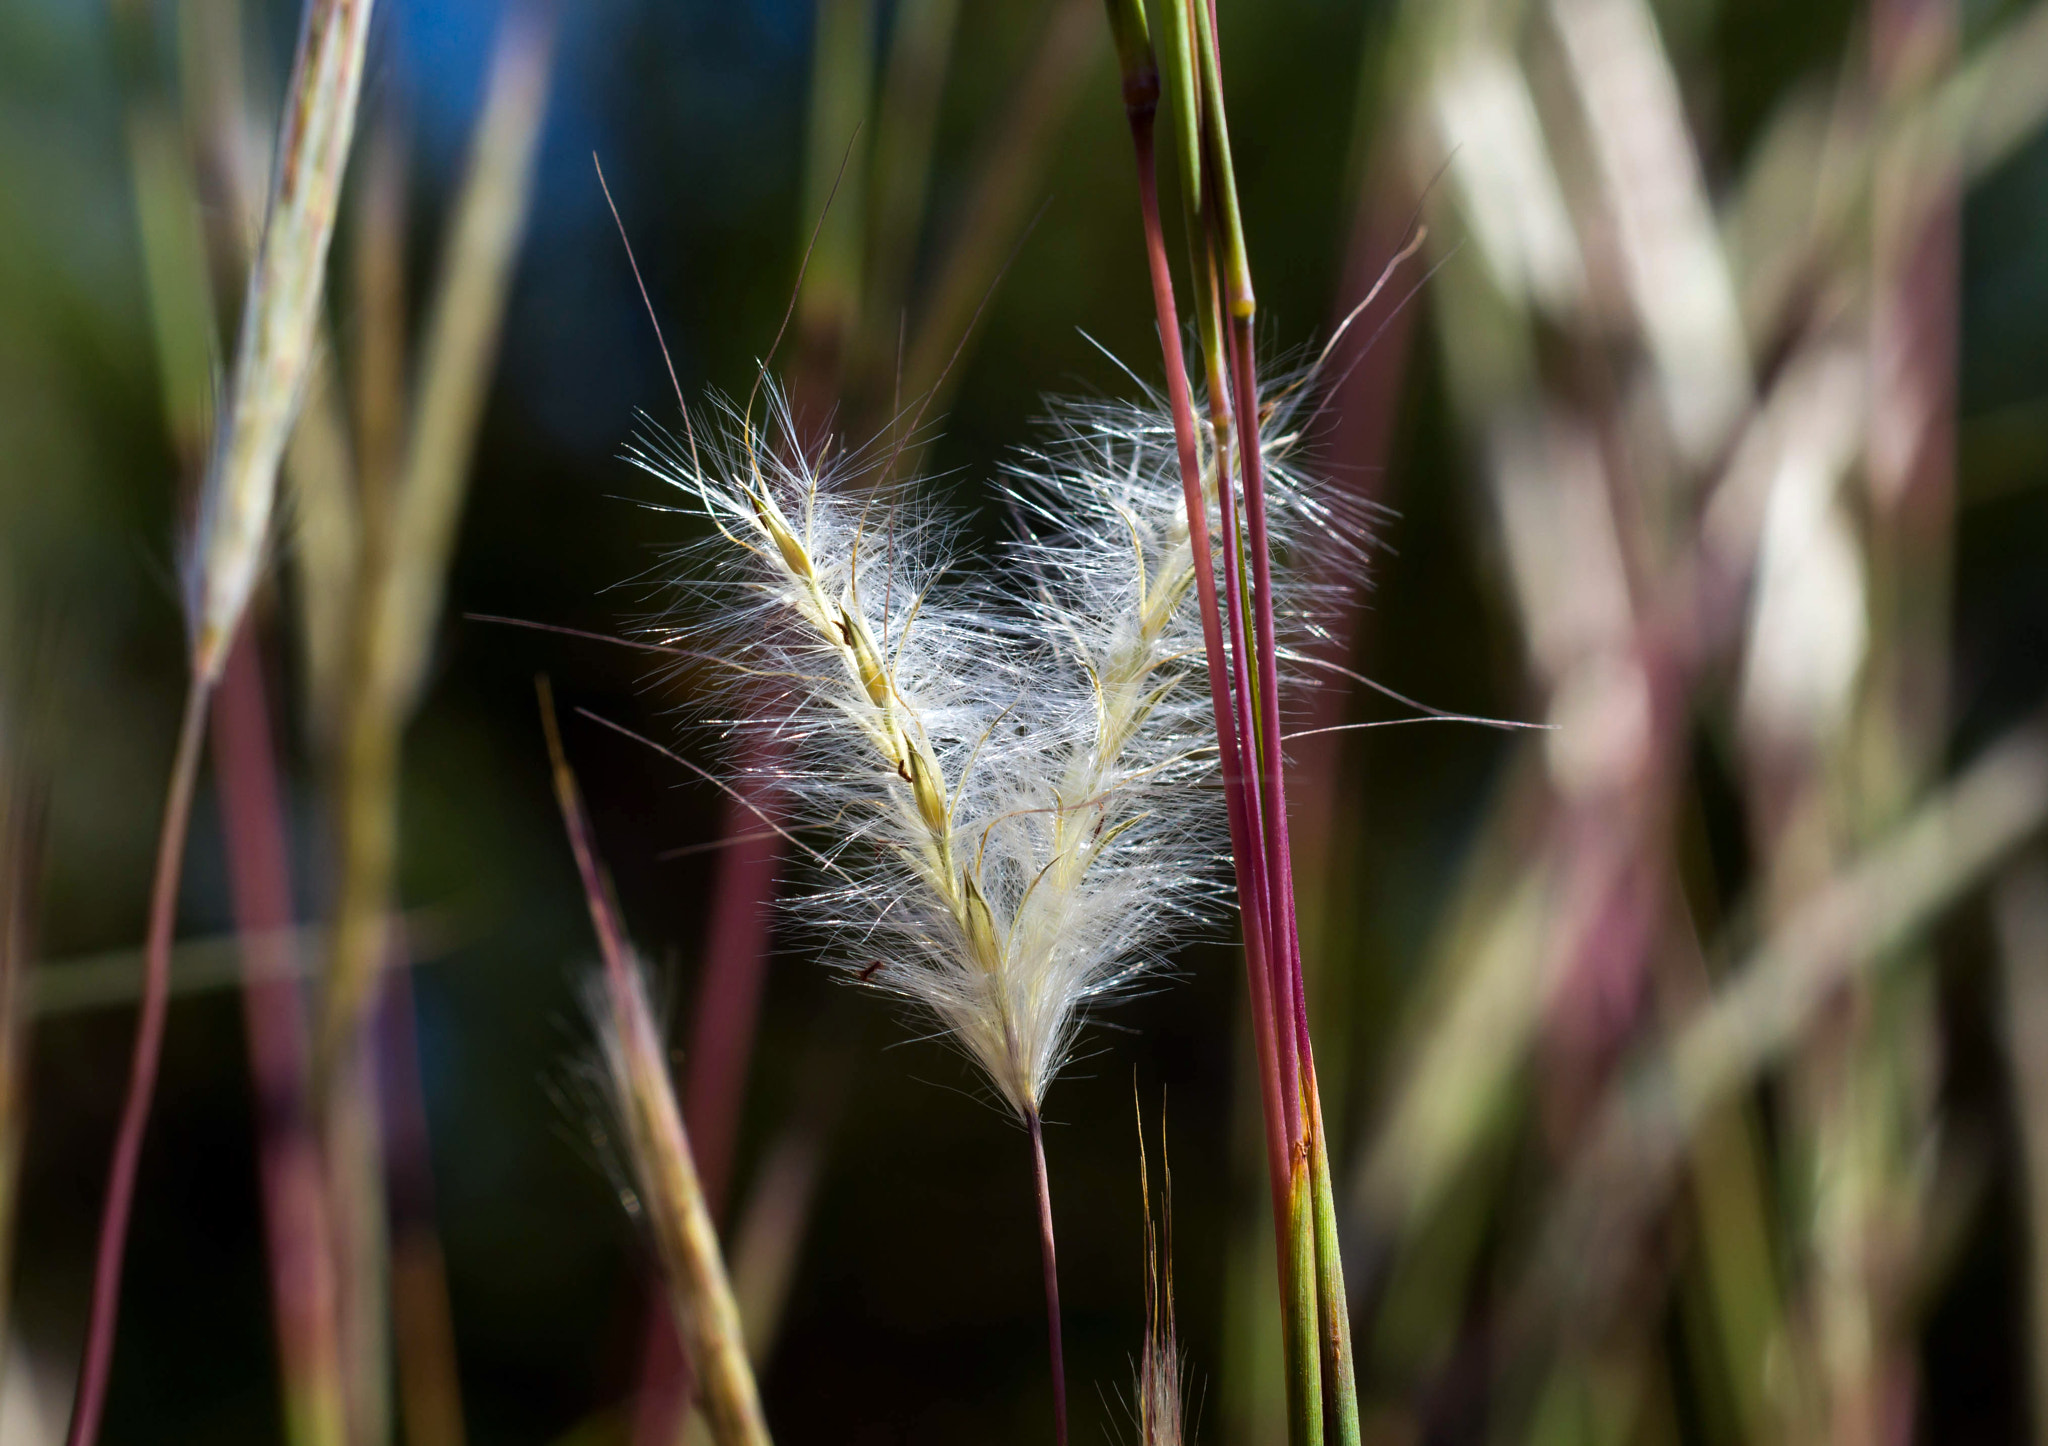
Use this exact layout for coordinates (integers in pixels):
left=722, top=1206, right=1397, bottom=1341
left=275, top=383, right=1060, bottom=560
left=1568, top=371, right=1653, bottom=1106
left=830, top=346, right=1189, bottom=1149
left=1028, top=1109, right=1069, bottom=1446
left=66, top=677, right=212, bottom=1446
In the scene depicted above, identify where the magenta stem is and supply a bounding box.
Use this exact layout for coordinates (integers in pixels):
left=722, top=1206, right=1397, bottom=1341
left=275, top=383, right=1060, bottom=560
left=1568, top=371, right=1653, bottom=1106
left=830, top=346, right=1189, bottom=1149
left=66, top=677, right=212, bottom=1446
left=1028, top=1109, right=1068, bottom=1446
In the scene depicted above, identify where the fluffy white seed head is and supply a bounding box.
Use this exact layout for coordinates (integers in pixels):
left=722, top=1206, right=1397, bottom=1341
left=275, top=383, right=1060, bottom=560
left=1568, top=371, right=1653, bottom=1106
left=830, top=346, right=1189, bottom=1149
left=630, top=367, right=1368, bottom=1119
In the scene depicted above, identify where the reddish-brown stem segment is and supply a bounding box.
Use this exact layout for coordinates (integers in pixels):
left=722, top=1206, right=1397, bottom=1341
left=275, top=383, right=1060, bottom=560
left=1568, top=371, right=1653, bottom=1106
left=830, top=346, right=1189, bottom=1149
left=1027, top=1109, right=1068, bottom=1446
left=66, top=677, right=212, bottom=1446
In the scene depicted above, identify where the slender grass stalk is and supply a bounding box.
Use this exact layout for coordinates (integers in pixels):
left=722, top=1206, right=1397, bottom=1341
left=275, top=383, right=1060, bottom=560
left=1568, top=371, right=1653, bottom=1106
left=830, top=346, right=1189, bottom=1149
left=302, top=22, right=551, bottom=1443
left=323, top=5, right=556, bottom=1062
left=1305, top=1068, right=1361, bottom=1444
left=898, top=0, right=1100, bottom=408
left=65, top=680, right=208, bottom=1446
left=1028, top=1110, right=1069, bottom=1446
left=538, top=684, right=773, bottom=1446
left=213, top=629, right=348, bottom=1446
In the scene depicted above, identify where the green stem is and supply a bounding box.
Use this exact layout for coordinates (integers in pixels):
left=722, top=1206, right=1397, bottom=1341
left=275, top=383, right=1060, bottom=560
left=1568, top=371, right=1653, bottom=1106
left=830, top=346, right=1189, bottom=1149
left=1285, top=1149, right=1324, bottom=1446
left=1307, top=1067, right=1361, bottom=1446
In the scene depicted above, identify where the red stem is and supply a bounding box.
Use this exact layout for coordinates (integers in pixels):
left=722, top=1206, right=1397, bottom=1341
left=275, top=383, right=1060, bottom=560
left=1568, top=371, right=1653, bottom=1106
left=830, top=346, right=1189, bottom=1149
left=1028, top=1109, right=1068, bottom=1446
left=66, top=677, right=212, bottom=1446
left=1213, top=292, right=1301, bottom=1149
left=1128, top=118, right=1288, bottom=1217
left=212, top=627, right=346, bottom=1443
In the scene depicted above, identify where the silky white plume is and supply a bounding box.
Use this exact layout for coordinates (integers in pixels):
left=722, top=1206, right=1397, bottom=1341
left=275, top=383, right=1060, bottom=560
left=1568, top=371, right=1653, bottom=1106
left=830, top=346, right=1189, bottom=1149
left=629, top=371, right=1364, bottom=1118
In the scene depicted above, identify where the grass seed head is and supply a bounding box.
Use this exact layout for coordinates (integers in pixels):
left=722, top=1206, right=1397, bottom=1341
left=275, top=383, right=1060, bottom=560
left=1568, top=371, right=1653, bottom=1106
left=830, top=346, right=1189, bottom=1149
left=632, top=363, right=1367, bottom=1119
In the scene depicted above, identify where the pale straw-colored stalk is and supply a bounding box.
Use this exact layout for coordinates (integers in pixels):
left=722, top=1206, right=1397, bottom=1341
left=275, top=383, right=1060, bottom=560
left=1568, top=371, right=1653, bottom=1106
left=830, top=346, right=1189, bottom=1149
left=539, top=686, right=772, bottom=1446
left=191, top=0, right=376, bottom=684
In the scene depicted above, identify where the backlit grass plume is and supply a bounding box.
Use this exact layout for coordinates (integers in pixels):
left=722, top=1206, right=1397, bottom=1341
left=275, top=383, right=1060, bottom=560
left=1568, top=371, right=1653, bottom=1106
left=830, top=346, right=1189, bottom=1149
left=635, top=388, right=1227, bottom=1122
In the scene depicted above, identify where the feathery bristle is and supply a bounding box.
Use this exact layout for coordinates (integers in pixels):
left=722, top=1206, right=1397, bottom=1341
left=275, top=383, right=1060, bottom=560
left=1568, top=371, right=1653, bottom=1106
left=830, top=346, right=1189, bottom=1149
left=631, top=369, right=1367, bottom=1118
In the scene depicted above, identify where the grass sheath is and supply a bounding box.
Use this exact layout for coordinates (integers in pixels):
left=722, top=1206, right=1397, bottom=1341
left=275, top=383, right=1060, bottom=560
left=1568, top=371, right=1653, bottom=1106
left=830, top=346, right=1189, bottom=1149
left=65, top=678, right=210, bottom=1446
left=538, top=683, right=772, bottom=1446
left=1028, top=1110, right=1069, bottom=1446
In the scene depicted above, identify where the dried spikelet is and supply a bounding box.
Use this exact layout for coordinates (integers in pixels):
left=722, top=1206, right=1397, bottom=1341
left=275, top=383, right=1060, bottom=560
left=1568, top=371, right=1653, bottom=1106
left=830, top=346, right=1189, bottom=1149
left=541, top=688, right=770, bottom=1446
left=1135, top=1106, right=1185, bottom=1446
left=190, top=0, right=377, bottom=683
left=634, top=383, right=1227, bottom=1117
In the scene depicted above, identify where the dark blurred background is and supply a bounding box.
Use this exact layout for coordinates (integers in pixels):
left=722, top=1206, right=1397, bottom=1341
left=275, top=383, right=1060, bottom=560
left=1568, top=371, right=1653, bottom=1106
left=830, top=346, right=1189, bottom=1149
left=3, top=0, right=2048, bottom=1442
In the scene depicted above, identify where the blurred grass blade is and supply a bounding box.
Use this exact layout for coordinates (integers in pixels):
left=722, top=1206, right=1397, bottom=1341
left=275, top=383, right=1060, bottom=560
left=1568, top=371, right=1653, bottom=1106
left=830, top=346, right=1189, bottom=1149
left=860, top=0, right=960, bottom=386
left=1998, top=854, right=2048, bottom=1446
left=126, top=102, right=218, bottom=463
left=1545, top=0, right=1749, bottom=468
left=353, top=117, right=410, bottom=529
left=1543, top=717, right=2048, bottom=1314
left=286, top=363, right=361, bottom=741
left=791, top=0, right=875, bottom=418
left=902, top=0, right=1100, bottom=409
left=211, top=630, right=349, bottom=1446
left=324, top=1, right=556, bottom=1065
left=378, top=6, right=556, bottom=722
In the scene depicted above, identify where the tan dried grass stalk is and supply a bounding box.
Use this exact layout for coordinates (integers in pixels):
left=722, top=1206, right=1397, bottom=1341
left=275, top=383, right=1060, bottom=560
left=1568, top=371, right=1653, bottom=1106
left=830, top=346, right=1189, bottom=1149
left=538, top=686, right=772, bottom=1446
